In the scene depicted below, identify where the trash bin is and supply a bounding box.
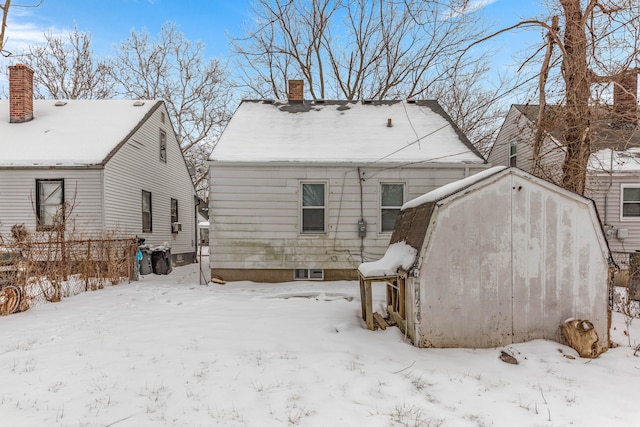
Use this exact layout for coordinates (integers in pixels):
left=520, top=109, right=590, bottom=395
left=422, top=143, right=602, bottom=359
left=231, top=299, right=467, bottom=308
left=151, top=246, right=172, bottom=275
left=138, top=245, right=153, bottom=276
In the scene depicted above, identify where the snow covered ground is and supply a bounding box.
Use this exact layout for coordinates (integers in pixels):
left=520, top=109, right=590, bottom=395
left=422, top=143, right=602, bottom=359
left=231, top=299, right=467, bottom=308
left=1, top=259, right=639, bottom=426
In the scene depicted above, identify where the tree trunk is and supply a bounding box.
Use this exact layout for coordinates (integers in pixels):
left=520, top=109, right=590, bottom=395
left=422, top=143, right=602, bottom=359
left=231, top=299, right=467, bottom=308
left=559, top=0, right=591, bottom=195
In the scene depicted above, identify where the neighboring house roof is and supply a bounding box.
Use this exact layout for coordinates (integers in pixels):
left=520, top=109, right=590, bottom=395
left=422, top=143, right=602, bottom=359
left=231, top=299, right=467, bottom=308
left=210, top=99, right=485, bottom=164
left=493, top=104, right=640, bottom=174
left=0, top=99, right=160, bottom=167
left=589, top=147, right=640, bottom=173
left=511, top=104, right=640, bottom=152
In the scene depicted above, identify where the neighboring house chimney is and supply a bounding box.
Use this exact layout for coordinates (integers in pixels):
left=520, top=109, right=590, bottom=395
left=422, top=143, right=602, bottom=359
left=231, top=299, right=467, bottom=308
left=9, top=64, right=35, bottom=123
left=614, top=72, right=638, bottom=125
left=288, top=80, right=304, bottom=103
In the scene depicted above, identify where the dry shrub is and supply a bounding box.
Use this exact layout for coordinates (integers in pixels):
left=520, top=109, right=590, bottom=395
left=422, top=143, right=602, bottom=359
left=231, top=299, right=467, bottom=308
left=0, top=220, right=136, bottom=315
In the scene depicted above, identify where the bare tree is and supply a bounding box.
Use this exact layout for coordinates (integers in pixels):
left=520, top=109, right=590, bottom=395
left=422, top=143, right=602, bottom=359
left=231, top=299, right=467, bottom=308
left=469, top=0, right=640, bottom=195
left=19, top=26, right=114, bottom=99
left=111, top=23, right=233, bottom=197
left=1, top=0, right=42, bottom=56
left=232, top=0, right=508, bottom=148
left=0, top=0, right=10, bottom=54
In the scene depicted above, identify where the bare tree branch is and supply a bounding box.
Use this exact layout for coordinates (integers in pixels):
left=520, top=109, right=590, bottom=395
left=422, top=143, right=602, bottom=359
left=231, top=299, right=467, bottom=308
left=111, top=23, right=234, bottom=198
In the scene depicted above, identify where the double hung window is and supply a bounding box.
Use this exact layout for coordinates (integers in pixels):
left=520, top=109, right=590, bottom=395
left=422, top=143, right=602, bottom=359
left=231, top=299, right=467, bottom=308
left=301, top=183, right=326, bottom=233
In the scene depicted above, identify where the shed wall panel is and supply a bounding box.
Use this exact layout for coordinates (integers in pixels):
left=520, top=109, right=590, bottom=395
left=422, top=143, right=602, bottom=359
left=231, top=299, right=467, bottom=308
left=418, top=175, right=513, bottom=348
left=414, top=171, right=609, bottom=348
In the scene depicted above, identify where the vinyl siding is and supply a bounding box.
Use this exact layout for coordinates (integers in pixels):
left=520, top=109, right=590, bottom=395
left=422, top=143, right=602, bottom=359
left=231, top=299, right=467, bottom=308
left=586, top=172, right=640, bottom=252
left=0, top=168, right=103, bottom=235
left=488, top=106, right=565, bottom=183
left=103, top=103, right=196, bottom=256
left=209, top=164, right=488, bottom=271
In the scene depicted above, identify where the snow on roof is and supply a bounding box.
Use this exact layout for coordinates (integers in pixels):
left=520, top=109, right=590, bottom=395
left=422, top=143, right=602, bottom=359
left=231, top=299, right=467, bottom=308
left=0, top=99, right=159, bottom=166
left=357, top=241, right=418, bottom=277
left=210, top=100, right=485, bottom=164
left=589, top=148, right=640, bottom=172
left=401, top=166, right=507, bottom=210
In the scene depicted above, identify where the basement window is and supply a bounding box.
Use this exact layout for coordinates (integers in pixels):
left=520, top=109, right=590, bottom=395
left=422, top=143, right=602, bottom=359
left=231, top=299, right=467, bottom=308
left=294, top=268, right=324, bottom=280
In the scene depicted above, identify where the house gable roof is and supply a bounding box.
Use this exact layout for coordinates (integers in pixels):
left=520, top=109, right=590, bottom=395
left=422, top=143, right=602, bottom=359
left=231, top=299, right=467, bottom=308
left=511, top=103, right=640, bottom=149
left=508, top=104, right=640, bottom=173
left=210, top=99, right=485, bottom=165
left=0, top=99, right=161, bottom=167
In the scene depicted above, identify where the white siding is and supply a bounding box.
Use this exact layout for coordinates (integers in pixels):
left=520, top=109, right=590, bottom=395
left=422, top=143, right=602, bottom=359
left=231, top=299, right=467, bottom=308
left=209, top=164, right=487, bottom=272
left=0, top=168, right=103, bottom=235
left=587, top=172, right=640, bottom=253
left=488, top=106, right=565, bottom=184
left=103, top=103, right=196, bottom=256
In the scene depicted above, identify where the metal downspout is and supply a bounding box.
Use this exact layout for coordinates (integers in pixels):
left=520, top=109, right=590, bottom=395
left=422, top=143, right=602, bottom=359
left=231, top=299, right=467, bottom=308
left=358, top=167, right=365, bottom=263
left=604, top=150, right=614, bottom=226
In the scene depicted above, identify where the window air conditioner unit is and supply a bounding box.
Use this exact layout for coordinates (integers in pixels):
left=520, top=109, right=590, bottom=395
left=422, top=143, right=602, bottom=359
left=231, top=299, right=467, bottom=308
left=171, top=222, right=182, bottom=233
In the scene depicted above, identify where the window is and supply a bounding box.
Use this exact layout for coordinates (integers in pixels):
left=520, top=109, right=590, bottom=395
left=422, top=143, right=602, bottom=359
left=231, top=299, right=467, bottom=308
left=159, top=130, right=167, bottom=162
left=142, top=190, right=152, bottom=232
left=621, top=185, right=640, bottom=219
left=171, top=198, right=179, bottom=233
left=171, top=198, right=178, bottom=223
left=381, top=183, right=404, bottom=233
left=36, top=179, right=64, bottom=229
left=301, top=182, right=325, bottom=233
left=160, top=111, right=165, bottom=124
left=294, top=268, right=324, bottom=280
left=509, top=140, right=517, bottom=167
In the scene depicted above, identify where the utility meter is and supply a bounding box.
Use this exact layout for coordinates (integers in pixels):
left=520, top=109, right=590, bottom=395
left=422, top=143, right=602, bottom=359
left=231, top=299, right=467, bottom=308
left=357, top=219, right=367, bottom=238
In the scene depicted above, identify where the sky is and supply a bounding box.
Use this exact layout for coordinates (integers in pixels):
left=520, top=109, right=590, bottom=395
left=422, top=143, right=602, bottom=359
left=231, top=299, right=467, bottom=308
left=2, top=0, right=546, bottom=68
left=1, top=257, right=639, bottom=426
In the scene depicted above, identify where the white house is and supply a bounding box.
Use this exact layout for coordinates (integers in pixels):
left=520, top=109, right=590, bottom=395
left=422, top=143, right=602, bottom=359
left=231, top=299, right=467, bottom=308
left=208, top=80, right=488, bottom=282
left=360, top=167, right=611, bottom=350
left=487, top=74, right=640, bottom=256
left=0, top=64, right=198, bottom=266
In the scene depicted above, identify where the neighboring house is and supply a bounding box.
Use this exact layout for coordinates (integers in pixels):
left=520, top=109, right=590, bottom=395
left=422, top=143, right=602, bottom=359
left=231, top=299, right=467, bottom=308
left=360, top=167, right=610, bottom=349
left=0, top=64, right=197, bottom=266
left=208, top=80, right=488, bottom=282
left=488, top=74, right=640, bottom=255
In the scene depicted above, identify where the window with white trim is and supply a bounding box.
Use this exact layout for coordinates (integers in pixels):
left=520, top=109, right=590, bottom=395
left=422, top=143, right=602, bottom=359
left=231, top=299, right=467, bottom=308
left=142, top=190, right=152, bottom=232
left=159, top=130, right=167, bottom=162
left=381, top=183, right=404, bottom=233
left=301, top=182, right=326, bottom=233
left=36, top=179, right=64, bottom=229
left=621, top=185, right=640, bottom=219
left=509, top=140, right=517, bottom=167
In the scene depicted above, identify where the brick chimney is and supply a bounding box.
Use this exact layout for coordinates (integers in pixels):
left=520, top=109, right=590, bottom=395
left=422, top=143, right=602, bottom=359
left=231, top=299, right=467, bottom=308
left=614, top=72, right=638, bottom=125
left=9, top=64, right=35, bottom=123
left=288, top=80, right=304, bottom=103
